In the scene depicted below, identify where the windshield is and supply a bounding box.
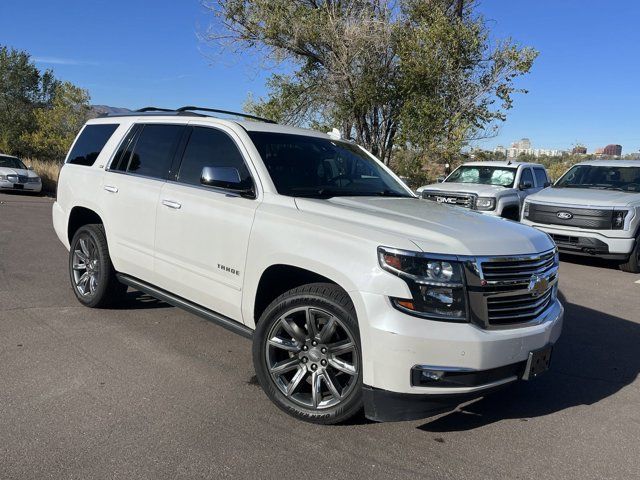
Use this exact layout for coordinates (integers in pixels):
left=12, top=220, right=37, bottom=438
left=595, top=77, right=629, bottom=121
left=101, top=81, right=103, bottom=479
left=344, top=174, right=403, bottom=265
left=445, top=166, right=516, bottom=187
left=555, top=165, right=640, bottom=192
left=0, top=156, right=27, bottom=170
left=248, top=132, right=412, bottom=198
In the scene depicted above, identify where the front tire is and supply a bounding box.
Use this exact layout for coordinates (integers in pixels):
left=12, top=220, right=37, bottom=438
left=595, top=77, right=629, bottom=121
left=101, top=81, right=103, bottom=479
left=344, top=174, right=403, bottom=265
left=69, top=224, right=127, bottom=308
left=619, top=235, right=640, bottom=273
left=253, top=283, right=363, bottom=424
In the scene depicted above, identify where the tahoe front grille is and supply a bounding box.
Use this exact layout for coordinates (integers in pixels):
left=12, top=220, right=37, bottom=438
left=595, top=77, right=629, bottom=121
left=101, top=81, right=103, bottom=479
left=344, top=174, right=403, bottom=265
left=526, top=202, right=613, bottom=229
left=480, top=250, right=556, bottom=284
left=421, top=190, right=476, bottom=209
left=465, top=249, right=559, bottom=329
left=486, top=286, right=555, bottom=326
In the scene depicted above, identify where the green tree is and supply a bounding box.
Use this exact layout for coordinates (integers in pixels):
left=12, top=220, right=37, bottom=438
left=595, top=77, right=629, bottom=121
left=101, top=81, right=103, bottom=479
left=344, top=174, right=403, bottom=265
left=20, top=82, right=91, bottom=162
left=204, top=0, right=537, bottom=171
left=0, top=46, right=58, bottom=155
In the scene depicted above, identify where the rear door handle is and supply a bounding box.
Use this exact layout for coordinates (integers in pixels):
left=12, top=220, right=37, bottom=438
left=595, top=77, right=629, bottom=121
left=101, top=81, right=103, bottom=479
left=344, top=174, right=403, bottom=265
left=162, top=200, right=182, bottom=210
left=104, top=185, right=118, bottom=193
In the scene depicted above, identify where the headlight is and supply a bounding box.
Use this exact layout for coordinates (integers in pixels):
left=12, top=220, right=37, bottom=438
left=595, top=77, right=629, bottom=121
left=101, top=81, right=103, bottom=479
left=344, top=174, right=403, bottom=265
left=0, top=174, right=6, bottom=181
left=27, top=177, right=41, bottom=183
left=523, top=201, right=530, bottom=218
left=611, top=210, right=628, bottom=230
left=378, top=247, right=468, bottom=322
left=475, top=197, right=496, bottom=211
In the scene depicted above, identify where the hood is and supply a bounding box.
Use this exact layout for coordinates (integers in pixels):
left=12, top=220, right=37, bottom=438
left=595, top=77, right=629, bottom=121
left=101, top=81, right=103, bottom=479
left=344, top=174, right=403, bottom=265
left=528, top=187, right=640, bottom=208
left=294, top=197, right=553, bottom=256
left=418, top=182, right=510, bottom=196
left=0, top=167, right=39, bottom=178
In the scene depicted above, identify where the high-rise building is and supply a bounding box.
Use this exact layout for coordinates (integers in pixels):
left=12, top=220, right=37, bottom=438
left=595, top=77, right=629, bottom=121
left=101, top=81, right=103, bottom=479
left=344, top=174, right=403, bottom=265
left=602, top=144, right=622, bottom=156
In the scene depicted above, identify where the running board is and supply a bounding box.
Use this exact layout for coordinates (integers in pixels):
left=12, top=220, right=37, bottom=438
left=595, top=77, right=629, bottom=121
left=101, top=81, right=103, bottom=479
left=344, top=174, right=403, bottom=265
left=116, top=273, right=253, bottom=339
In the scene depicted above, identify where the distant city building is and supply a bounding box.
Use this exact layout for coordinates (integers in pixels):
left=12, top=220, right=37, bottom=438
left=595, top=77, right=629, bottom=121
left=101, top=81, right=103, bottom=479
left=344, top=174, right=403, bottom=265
left=602, top=144, right=622, bottom=156
left=572, top=145, right=587, bottom=155
left=494, top=138, right=565, bottom=158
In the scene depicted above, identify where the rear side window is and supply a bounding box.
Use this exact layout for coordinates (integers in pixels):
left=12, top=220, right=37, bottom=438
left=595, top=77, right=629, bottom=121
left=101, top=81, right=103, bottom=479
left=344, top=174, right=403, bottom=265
left=126, top=124, right=184, bottom=179
left=520, top=168, right=534, bottom=187
left=67, top=124, right=119, bottom=166
left=177, top=126, right=252, bottom=188
left=534, top=168, right=549, bottom=187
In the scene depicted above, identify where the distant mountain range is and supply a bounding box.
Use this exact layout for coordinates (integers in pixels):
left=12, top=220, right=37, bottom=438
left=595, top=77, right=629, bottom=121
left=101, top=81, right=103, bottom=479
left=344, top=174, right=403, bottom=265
left=89, top=105, right=132, bottom=117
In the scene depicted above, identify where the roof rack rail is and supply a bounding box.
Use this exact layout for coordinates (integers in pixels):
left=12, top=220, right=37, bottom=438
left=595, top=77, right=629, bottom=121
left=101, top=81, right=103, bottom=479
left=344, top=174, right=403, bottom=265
left=136, top=107, right=176, bottom=113
left=176, top=106, right=276, bottom=124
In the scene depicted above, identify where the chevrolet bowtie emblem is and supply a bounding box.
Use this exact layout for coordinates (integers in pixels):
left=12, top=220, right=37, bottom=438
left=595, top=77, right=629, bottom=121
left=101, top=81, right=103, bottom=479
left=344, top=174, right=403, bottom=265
left=528, top=273, right=549, bottom=297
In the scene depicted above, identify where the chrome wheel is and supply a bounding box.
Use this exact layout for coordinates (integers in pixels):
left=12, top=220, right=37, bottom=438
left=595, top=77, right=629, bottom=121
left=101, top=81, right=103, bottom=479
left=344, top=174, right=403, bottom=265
left=265, top=306, right=358, bottom=410
left=71, top=234, right=100, bottom=296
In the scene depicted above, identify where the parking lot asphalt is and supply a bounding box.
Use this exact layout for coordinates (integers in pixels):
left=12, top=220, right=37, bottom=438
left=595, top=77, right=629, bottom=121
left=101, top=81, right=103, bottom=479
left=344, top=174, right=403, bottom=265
left=1, top=192, right=639, bottom=480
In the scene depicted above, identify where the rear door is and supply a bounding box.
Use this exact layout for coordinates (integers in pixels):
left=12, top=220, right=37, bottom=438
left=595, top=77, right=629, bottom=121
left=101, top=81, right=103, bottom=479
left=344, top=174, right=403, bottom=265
left=101, top=122, right=185, bottom=283
left=153, top=123, right=260, bottom=321
left=533, top=167, right=550, bottom=190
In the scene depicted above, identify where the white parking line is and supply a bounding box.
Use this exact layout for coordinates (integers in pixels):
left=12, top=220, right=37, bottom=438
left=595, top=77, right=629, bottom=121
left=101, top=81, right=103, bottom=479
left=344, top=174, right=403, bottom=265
left=635, top=279, right=640, bottom=284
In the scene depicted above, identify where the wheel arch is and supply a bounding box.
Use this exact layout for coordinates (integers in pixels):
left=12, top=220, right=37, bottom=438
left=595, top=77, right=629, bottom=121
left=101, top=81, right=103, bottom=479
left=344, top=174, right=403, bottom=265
left=251, top=264, right=354, bottom=327
left=67, top=206, right=104, bottom=243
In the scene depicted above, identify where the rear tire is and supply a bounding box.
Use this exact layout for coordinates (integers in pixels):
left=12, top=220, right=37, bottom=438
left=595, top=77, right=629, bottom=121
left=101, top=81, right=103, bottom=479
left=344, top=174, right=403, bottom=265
left=253, top=283, right=363, bottom=425
left=619, top=236, right=640, bottom=273
left=69, top=224, right=127, bottom=308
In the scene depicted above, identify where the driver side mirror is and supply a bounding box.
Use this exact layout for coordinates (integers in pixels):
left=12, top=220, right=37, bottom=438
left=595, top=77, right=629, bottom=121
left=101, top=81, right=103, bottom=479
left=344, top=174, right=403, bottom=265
left=436, top=176, right=445, bottom=183
left=543, top=181, right=551, bottom=188
left=200, top=166, right=254, bottom=197
left=519, top=181, right=533, bottom=190
left=27, top=165, right=34, bottom=170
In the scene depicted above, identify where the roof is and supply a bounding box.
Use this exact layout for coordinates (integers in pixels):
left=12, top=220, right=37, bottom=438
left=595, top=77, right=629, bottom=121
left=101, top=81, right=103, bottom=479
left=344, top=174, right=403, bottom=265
left=463, top=160, right=544, bottom=168
left=575, top=160, right=640, bottom=168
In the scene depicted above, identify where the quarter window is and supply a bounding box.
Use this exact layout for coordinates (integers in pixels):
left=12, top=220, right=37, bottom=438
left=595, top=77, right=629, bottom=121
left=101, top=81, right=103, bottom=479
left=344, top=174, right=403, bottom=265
left=125, top=124, right=184, bottom=179
left=177, top=126, right=252, bottom=188
left=67, top=124, right=119, bottom=166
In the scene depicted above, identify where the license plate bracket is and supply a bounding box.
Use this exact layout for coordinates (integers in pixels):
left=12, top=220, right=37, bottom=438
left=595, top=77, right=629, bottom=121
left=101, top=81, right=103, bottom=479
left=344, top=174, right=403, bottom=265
left=522, top=344, right=553, bottom=380
left=13, top=183, right=24, bottom=189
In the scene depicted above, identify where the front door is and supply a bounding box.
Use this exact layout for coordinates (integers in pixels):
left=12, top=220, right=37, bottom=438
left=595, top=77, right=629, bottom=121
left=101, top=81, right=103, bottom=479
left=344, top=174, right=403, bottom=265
left=153, top=124, right=260, bottom=322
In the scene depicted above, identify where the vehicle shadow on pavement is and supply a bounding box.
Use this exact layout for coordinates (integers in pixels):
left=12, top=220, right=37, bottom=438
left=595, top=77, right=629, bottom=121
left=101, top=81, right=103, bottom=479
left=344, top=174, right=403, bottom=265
left=559, top=253, right=621, bottom=271
left=417, top=291, right=639, bottom=432
left=112, top=290, right=173, bottom=310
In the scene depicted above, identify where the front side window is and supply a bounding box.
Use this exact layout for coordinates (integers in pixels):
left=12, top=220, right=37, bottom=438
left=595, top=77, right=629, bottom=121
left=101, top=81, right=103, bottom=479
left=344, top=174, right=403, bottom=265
left=177, top=126, right=252, bottom=188
left=555, top=165, right=640, bottom=192
left=67, top=124, right=119, bottom=166
left=445, top=166, right=517, bottom=187
left=248, top=132, right=410, bottom=198
left=0, top=156, right=27, bottom=169
left=533, top=168, right=549, bottom=187
left=126, top=124, right=184, bottom=179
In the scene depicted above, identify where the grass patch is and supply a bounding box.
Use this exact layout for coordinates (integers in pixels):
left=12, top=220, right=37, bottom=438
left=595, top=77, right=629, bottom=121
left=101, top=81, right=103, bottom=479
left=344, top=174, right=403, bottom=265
left=25, top=158, right=61, bottom=195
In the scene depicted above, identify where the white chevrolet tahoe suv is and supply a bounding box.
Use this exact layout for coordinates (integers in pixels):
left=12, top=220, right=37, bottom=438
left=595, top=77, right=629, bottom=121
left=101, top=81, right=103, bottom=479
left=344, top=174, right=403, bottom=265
left=522, top=160, right=640, bottom=273
left=53, top=107, right=563, bottom=424
left=417, top=161, right=551, bottom=220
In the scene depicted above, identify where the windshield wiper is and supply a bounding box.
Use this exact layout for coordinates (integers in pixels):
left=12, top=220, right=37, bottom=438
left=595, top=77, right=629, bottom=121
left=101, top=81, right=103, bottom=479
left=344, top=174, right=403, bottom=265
left=373, top=189, right=411, bottom=197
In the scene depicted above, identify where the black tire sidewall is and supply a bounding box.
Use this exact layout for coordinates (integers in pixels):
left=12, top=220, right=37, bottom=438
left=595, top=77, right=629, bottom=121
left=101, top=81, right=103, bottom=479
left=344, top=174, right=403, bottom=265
left=69, top=225, right=113, bottom=307
left=253, top=284, right=363, bottom=424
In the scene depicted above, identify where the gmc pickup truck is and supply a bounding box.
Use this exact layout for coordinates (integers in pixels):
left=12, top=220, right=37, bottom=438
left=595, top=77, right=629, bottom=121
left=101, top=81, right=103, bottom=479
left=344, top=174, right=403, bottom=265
left=53, top=106, right=563, bottom=424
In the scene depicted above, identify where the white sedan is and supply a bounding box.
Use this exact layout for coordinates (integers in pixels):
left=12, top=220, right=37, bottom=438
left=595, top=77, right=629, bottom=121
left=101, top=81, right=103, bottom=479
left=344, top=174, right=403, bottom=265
left=0, top=154, right=42, bottom=193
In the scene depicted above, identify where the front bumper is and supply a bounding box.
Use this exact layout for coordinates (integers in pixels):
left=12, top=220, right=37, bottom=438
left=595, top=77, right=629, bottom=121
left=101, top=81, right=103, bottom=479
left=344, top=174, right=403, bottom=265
left=0, top=179, right=42, bottom=193
left=521, top=221, right=636, bottom=258
left=353, top=292, right=563, bottom=421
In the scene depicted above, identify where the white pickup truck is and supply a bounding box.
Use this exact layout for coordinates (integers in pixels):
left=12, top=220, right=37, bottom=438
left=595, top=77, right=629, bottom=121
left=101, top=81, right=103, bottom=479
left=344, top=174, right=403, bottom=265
left=417, top=161, right=551, bottom=220
left=52, top=107, right=563, bottom=424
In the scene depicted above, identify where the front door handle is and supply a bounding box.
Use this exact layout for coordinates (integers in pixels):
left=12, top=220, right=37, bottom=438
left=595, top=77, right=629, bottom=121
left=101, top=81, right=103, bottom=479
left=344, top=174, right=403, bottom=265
left=162, top=199, right=182, bottom=210
left=104, top=185, right=118, bottom=193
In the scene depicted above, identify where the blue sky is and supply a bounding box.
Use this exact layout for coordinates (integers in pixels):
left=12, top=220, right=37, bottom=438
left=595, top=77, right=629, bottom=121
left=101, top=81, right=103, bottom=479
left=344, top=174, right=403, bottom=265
left=1, top=1, right=638, bottom=154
